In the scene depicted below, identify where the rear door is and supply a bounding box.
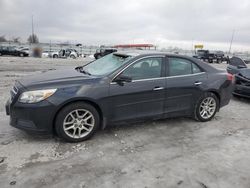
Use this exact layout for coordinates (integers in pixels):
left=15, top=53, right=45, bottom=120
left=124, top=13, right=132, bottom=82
left=109, top=56, right=167, bottom=122
left=165, top=57, right=207, bottom=116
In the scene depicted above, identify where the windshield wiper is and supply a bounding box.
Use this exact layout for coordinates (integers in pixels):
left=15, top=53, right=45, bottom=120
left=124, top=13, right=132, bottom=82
left=75, top=66, right=91, bottom=75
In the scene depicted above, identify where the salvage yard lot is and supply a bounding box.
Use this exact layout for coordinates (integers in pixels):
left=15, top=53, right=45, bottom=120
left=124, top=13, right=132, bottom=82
left=0, top=57, right=250, bottom=188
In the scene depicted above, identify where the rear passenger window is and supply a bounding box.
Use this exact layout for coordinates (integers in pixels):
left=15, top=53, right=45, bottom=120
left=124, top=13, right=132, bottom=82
left=168, top=58, right=192, bottom=76
left=168, top=58, right=203, bottom=76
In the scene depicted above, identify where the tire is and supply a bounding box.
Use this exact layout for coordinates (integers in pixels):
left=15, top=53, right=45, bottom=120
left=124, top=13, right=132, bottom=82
left=97, top=55, right=101, bottom=59
left=70, top=55, right=76, bottom=59
left=0, top=52, right=2, bottom=56
left=194, top=92, right=219, bottom=122
left=55, top=102, right=100, bottom=142
left=53, top=54, right=58, bottom=58
left=20, top=53, right=24, bottom=57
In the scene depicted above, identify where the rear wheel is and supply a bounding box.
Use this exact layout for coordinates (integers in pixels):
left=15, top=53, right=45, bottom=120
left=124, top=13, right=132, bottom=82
left=53, top=54, right=58, bottom=58
left=19, top=53, right=24, bottom=57
left=55, top=102, right=100, bottom=142
left=70, top=55, right=76, bottom=59
left=194, top=92, right=219, bottom=122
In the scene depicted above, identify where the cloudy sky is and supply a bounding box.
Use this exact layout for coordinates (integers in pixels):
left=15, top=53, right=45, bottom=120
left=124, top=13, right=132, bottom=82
left=0, top=0, right=250, bottom=51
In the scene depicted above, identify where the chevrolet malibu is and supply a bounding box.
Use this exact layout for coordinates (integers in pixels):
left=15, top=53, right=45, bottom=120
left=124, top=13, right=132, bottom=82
left=6, top=51, right=233, bottom=142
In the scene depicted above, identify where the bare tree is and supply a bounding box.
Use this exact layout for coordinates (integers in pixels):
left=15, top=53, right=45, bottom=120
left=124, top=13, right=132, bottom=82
left=0, top=35, right=7, bottom=42
left=12, top=37, right=21, bottom=43
left=27, top=34, right=39, bottom=44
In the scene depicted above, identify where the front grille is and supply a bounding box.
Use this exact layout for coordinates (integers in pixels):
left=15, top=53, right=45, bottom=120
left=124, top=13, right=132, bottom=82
left=10, top=85, right=19, bottom=101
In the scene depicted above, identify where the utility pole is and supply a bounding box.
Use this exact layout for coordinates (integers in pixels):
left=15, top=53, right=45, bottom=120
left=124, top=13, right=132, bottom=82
left=31, top=15, right=34, bottom=43
left=228, top=30, right=235, bottom=55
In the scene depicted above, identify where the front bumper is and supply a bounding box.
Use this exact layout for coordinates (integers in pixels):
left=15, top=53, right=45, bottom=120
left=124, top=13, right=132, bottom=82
left=5, top=99, right=56, bottom=134
left=233, top=75, right=250, bottom=98
left=233, top=84, right=250, bottom=98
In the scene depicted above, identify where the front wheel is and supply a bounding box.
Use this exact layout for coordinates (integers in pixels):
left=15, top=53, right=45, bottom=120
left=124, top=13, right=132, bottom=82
left=194, top=92, right=219, bottom=122
left=55, top=102, right=100, bottom=142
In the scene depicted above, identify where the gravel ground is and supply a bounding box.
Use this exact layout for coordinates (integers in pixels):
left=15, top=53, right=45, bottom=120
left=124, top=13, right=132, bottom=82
left=0, top=56, right=250, bottom=188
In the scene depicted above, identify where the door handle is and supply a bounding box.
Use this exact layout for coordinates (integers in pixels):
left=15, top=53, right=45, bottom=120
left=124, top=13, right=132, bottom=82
left=153, top=86, right=164, bottom=91
left=194, top=81, right=202, bottom=86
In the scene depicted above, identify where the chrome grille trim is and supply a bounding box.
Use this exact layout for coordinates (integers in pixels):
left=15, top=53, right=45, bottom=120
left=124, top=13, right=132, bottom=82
left=10, top=85, right=19, bottom=101
left=12, top=85, right=18, bottom=95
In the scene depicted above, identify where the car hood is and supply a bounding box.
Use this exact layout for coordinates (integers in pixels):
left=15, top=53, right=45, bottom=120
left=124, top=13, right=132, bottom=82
left=18, top=67, right=96, bottom=88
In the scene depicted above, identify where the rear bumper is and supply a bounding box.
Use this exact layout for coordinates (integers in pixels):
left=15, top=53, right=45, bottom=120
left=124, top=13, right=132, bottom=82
left=219, top=80, right=233, bottom=108
left=6, top=99, right=56, bottom=134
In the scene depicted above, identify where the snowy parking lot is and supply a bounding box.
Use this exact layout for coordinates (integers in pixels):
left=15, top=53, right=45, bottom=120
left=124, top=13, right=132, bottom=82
left=0, top=57, right=250, bottom=188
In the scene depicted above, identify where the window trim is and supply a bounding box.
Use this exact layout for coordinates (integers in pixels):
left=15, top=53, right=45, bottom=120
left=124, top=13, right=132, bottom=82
left=111, top=55, right=165, bottom=83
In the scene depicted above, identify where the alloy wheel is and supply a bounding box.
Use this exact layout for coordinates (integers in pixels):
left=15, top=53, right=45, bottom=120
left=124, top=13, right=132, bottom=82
left=63, top=109, right=95, bottom=138
left=199, top=97, right=216, bottom=119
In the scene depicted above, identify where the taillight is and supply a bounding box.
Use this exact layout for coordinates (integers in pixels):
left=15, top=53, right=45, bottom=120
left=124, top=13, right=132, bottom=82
left=227, top=73, right=235, bottom=83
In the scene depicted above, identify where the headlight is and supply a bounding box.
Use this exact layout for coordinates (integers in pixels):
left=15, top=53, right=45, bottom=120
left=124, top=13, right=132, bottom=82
left=18, top=89, right=57, bottom=103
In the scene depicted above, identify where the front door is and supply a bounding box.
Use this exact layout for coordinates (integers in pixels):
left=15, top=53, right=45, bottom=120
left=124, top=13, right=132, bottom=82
left=109, top=56, right=166, bottom=122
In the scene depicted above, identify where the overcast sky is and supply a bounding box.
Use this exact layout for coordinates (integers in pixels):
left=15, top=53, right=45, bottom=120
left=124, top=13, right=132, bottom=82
left=0, top=0, right=250, bottom=51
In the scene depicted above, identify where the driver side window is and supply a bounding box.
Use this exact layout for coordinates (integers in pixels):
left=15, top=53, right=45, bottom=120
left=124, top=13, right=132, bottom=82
left=121, top=57, right=163, bottom=80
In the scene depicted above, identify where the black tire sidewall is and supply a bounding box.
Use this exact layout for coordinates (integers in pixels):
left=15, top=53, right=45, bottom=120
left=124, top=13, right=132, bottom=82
left=55, top=102, right=100, bottom=142
left=194, top=92, right=219, bottom=122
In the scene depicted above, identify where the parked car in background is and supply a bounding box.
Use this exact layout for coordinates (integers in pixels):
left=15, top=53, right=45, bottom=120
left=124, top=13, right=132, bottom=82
left=0, top=46, right=29, bottom=57
left=17, top=47, right=30, bottom=56
left=227, top=56, right=250, bottom=98
left=94, top=48, right=117, bottom=59
left=193, top=50, right=227, bottom=63
left=42, top=50, right=50, bottom=58
left=6, top=51, right=233, bottom=142
left=50, top=49, right=79, bottom=59
left=232, top=53, right=250, bottom=64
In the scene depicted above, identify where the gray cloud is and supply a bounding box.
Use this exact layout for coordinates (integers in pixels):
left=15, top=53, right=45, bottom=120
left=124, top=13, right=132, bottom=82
left=0, top=0, right=250, bottom=50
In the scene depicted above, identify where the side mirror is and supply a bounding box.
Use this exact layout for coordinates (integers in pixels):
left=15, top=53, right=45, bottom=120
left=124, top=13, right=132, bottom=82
left=114, top=75, right=132, bottom=85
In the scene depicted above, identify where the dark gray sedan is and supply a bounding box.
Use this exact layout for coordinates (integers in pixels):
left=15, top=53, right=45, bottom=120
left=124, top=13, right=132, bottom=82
left=6, top=51, right=233, bottom=142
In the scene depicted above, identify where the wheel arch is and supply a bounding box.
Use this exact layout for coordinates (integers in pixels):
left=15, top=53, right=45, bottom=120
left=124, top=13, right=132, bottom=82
left=205, top=89, right=221, bottom=108
left=52, top=98, right=104, bottom=135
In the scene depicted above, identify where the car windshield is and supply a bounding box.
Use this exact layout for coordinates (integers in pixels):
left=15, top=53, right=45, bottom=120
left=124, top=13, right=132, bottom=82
left=81, top=53, right=132, bottom=76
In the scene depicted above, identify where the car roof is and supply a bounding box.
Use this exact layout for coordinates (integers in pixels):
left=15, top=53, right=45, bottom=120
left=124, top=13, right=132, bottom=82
left=114, top=50, right=173, bottom=57
left=114, top=50, right=197, bottom=59
left=113, top=50, right=219, bottom=73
